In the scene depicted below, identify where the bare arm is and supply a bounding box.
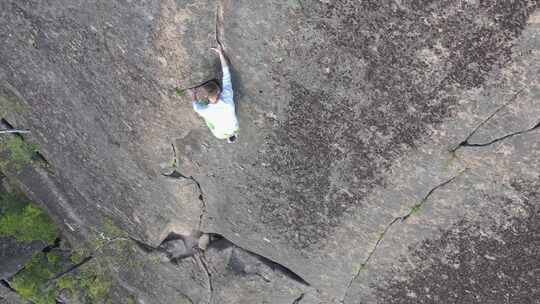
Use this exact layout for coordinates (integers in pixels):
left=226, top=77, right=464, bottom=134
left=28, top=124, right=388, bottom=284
left=212, top=47, right=233, bottom=104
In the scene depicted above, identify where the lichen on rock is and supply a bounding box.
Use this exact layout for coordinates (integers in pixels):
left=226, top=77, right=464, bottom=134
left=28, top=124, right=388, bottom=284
left=0, top=191, right=57, bottom=244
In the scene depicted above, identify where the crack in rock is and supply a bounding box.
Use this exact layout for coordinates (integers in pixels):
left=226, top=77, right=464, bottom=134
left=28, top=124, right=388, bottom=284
left=292, top=292, right=305, bottom=304
left=460, top=120, right=540, bottom=148
left=0, top=279, right=15, bottom=292
left=340, top=172, right=465, bottom=303
left=400, top=171, right=466, bottom=222
left=47, top=256, right=93, bottom=283
left=195, top=254, right=214, bottom=304
left=215, top=0, right=225, bottom=47
left=0, top=118, right=52, bottom=170
left=451, top=89, right=524, bottom=152
left=163, top=143, right=207, bottom=230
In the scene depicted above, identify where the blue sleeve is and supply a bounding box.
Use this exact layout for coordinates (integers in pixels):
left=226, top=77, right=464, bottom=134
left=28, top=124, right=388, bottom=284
left=193, top=101, right=207, bottom=115
left=221, top=64, right=234, bottom=105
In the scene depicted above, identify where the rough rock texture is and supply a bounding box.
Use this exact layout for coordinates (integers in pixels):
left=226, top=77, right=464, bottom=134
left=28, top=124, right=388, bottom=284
left=1, top=0, right=540, bottom=303
left=0, top=237, right=47, bottom=280
left=0, top=283, right=24, bottom=304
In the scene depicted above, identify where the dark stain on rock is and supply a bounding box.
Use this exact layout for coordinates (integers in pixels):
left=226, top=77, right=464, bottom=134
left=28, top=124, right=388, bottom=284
left=256, top=1, right=537, bottom=249
left=374, top=177, right=540, bottom=304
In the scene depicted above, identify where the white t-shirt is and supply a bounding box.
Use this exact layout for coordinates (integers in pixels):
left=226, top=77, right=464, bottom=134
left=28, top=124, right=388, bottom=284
left=192, top=65, right=239, bottom=139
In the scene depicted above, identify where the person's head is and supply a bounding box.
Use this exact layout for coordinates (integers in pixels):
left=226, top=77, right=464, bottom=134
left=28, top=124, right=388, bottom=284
left=196, top=80, right=221, bottom=104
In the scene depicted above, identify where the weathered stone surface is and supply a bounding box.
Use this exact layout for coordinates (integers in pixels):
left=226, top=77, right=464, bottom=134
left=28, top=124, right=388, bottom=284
left=0, top=237, right=46, bottom=280
left=0, top=283, right=24, bottom=304
left=1, top=0, right=539, bottom=303
left=343, top=11, right=540, bottom=302
left=204, top=238, right=313, bottom=304
left=0, top=0, right=213, bottom=245
left=180, top=0, right=540, bottom=301
left=375, top=183, right=540, bottom=304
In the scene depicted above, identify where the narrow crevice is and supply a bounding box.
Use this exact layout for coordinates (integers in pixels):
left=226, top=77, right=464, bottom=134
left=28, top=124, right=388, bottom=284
left=0, top=118, right=15, bottom=130
left=47, top=256, right=93, bottom=282
left=33, top=151, right=51, bottom=167
left=341, top=217, right=401, bottom=303
left=191, top=177, right=207, bottom=230
left=42, top=237, right=61, bottom=253
left=292, top=292, right=305, bottom=304
left=340, top=172, right=465, bottom=303
left=451, top=89, right=524, bottom=152
left=164, top=171, right=207, bottom=230
left=159, top=231, right=311, bottom=287
left=460, top=120, right=540, bottom=148
left=196, top=254, right=214, bottom=304
left=400, top=171, right=466, bottom=222
left=128, top=236, right=159, bottom=252
left=159, top=232, right=199, bottom=262
left=162, top=144, right=309, bottom=286
left=163, top=143, right=207, bottom=230
left=212, top=233, right=311, bottom=286
left=0, top=279, right=15, bottom=292
left=215, top=0, right=224, bottom=47
left=0, top=118, right=52, bottom=170
left=0, top=119, right=27, bottom=138
left=257, top=252, right=310, bottom=286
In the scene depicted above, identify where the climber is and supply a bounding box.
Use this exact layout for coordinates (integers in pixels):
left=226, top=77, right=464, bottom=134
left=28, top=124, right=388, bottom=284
left=188, top=46, right=239, bottom=143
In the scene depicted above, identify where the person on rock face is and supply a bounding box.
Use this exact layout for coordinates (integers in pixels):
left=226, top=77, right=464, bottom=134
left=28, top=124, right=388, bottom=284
left=188, top=46, right=239, bottom=143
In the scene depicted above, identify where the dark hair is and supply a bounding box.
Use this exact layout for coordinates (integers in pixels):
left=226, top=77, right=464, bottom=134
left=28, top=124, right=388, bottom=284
left=196, top=80, right=220, bottom=101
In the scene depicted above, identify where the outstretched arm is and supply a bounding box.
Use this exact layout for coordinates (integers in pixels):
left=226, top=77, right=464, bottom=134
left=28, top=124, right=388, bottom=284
left=212, top=47, right=233, bottom=104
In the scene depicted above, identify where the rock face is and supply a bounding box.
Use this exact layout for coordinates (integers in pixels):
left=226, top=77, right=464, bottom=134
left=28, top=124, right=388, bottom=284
left=0, top=237, right=47, bottom=280
left=0, top=283, right=24, bottom=304
left=0, top=176, right=51, bottom=280
left=1, top=0, right=539, bottom=303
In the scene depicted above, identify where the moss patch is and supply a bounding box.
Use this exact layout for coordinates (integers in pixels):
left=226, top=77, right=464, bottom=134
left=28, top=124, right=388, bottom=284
left=0, top=192, right=58, bottom=244
left=12, top=251, right=114, bottom=304
left=174, top=87, right=186, bottom=97
left=0, top=136, right=40, bottom=172
left=60, top=261, right=113, bottom=304
left=10, top=252, right=63, bottom=304
left=12, top=216, right=141, bottom=303
left=127, top=295, right=137, bottom=304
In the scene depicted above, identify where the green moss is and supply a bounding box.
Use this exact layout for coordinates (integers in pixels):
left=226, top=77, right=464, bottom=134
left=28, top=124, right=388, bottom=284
left=177, top=297, right=193, bottom=304
left=0, top=136, right=39, bottom=172
left=57, top=275, right=77, bottom=292
left=56, top=259, right=114, bottom=303
left=103, top=218, right=127, bottom=239
left=10, top=252, right=63, bottom=304
left=409, top=203, right=423, bottom=215
left=77, top=262, right=112, bottom=303
left=21, top=218, right=136, bottom=304
left=0, top=193, right=57, bottom=244
left=127, top=295, right=137, bottom=304
left=12, top=251, right=115, bottom=304
left=174, top=87, right=186, bottom=97
left=70, top=247, right=90, bottom=264
left=47, top=252, right=61, bottom=264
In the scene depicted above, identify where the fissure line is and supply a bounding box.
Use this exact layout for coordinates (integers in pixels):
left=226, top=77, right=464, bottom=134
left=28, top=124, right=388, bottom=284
left=451, top=89, right=524, bottom=152
left=340, top=171, right=465, bottom=303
